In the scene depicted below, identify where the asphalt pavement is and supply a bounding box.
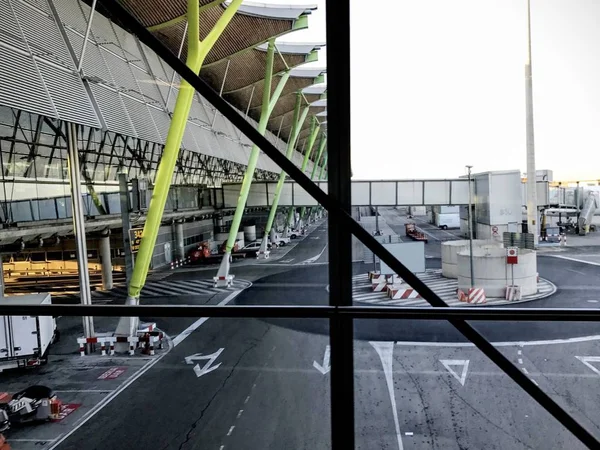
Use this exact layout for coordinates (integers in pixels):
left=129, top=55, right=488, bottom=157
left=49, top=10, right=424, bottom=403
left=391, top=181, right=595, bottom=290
left=8, top=217, right=600, bottom=449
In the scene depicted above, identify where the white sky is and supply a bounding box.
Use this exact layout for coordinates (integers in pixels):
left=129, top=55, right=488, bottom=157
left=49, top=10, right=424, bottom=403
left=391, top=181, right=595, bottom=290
left=262, top=0, right=600, bottom=181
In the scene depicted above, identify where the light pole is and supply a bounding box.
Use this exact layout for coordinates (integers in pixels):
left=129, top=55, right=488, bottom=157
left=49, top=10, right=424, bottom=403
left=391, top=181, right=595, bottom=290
left=466, top=165, right=475, bottom=288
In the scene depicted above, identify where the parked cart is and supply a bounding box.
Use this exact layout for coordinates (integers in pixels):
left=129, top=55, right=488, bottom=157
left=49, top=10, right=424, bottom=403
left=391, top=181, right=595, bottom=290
left=404, top=223, right=428, bottom=243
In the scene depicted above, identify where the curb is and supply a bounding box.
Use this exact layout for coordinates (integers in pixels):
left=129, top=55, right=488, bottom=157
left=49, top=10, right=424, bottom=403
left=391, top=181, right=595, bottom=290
left=348, top=274, right=557, bottom=307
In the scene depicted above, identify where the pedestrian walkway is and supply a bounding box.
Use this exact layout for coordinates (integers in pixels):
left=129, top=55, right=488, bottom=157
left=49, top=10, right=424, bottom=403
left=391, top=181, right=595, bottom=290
left=58, top=279, right=252, bottom=304
left=352, top=270, right=556, bottom=307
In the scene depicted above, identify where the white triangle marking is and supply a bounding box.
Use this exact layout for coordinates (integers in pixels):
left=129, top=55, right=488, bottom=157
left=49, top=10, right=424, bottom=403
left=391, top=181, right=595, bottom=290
left=575, top=356, right=600, bottom=376
left=440, top=359, right=470, bottom=386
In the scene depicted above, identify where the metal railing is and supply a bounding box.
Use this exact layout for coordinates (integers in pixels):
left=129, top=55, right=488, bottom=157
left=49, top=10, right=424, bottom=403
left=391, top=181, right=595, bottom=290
left=6, top=1, right=596, bottom=448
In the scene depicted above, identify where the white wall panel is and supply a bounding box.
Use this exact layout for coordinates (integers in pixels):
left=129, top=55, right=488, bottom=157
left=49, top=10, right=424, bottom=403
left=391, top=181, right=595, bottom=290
left=451, top=180, right=469, bottom=204
left=424, top=181, right=450, bottom=205
left=370, top=182, right=396, bottom=205
left=293, top=182, right=319, bottom=206
left=246, top=183, right=267, bottom=207
left=351, top=182, right=370, bottom=205
left=279, top=183, right=294, bottom=205
left=397, top=181, right=423, bottom=205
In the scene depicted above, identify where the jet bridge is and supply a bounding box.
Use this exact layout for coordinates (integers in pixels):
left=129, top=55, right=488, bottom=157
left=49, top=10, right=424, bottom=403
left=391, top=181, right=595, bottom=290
left=220, top=179, right=471, bottom=207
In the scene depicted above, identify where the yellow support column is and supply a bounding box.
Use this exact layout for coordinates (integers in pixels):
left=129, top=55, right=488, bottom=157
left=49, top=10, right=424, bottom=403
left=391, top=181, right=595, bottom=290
left=116, top=0, right=242, bottom=339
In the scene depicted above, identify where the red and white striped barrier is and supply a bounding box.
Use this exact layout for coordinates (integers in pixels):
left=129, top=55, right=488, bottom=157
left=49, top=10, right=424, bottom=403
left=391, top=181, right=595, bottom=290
left=372, top=280, right=388, bottom=292
left=77, top=335, right=116, bottom=356
left=387, top=286, right=421, bottom=300
left=468, top=288, right=486, bottom=304
left=368, top=271, right=380, bottom=281
left=505, top=285, right=522, bottom=301
left=78, top=325, right=163, bottom=356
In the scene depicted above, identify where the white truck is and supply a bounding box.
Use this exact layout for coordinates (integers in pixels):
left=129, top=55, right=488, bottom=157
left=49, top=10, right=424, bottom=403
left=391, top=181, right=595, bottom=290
left=0, top=294, right=57, bottom=372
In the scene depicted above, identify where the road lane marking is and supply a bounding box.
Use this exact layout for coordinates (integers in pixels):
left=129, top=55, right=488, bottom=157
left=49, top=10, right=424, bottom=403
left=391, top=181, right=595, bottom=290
left=440, top=360, right=469, bottom=386
left=244, top=396, right=250, bottom=404
left=227, top=426, right=235, bottom=436
left=575, top=356, right=600, bottom=376
left=298, top=244, right=328, bottom=265
left=546, top=255, right=600, bottom=267
left=518, top=359, right=523, bottom=365
left=313, top=345, right=331, bottom=375
left=370, top=341, right=404, bottom=450
left=54, top=390, right=114, bottom=393
left=237, top=409, right=243, bottom=418
left=567, top=268, right=587, bottom=275
left=522, top=368, right=529, bottom=375
left=392, top=334, right=600, bottom=347
left=172, top=290, right=243, bottom=347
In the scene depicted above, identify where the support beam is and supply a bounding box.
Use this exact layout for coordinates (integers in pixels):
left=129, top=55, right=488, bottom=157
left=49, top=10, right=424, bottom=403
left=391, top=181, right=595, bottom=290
left=77, top=0, right=97, bottom=72
left=318, top=152, right=328, bottom=181
left=214, top=40, right=290, bottom=283
left=311, top=134, right=327, bottom=180
left=175, top=221, right=185, bottom=260
left=305, top=134, right=327, bottom=221
left=525, top=0, right=538, bottom=245
left=99, top=232, right=113, bottom=290
left=126, top=0, right=242, bottom=306
left=66, top=122, right=95, bottom=349
left=261, top=94, right=308, bottom=252
left=298, top=119, right=321, bottom=222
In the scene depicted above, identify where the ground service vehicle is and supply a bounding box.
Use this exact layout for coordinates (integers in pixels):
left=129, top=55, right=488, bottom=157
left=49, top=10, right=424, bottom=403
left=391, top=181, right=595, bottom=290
left=0, top=294, right=57, bottom=372
left=435, top=213, right=460, bottom=230
left=0, top=385, right=57, bottom=433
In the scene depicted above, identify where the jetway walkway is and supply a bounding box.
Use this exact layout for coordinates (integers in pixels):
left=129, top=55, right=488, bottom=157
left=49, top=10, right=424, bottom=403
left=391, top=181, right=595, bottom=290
left=220, top=179, right=471, bottom=207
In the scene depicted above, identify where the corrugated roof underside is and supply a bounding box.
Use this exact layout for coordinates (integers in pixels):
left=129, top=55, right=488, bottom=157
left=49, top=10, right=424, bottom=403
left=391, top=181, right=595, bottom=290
left=0, top=0, right=314, bottom=176
left=151, top=8, right=293, bottom=65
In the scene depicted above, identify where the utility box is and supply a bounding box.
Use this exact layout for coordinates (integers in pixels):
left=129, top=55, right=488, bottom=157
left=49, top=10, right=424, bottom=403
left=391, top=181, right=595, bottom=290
left=0, top=294, right=56, bottom=372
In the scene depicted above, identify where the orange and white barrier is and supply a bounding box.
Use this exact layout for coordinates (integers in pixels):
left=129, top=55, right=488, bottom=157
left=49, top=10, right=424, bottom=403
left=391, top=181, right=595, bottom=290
left=505, top=285, right=522, bottom=301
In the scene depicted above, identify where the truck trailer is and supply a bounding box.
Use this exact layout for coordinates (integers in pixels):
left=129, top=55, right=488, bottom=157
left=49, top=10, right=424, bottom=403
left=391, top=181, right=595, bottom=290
left=0, top=294, right=57, bottom=372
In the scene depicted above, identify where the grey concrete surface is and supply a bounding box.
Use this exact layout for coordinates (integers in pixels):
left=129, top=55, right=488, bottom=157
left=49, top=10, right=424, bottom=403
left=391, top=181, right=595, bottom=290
left=7, top=218, right=600, bottom=449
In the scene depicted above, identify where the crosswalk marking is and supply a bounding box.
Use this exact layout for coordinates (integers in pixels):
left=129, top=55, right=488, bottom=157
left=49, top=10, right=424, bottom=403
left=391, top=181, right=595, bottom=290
left=57, top=279, right=251, bottom=303
left=352, top=270, right=555, bottom=307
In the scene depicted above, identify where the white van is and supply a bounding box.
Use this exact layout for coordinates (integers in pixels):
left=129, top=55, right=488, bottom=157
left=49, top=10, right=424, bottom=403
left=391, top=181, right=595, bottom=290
left=436, top=213, right=460, bottom=230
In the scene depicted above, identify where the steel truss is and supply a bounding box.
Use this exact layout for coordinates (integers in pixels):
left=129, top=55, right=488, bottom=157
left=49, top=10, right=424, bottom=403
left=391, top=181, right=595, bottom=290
left=0, top=106, right=275, bottom=189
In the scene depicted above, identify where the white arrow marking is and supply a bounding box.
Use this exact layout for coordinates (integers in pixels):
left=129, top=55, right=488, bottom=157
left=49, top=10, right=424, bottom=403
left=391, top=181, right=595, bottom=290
left=575, top=356, right=600, bottom=376
left=440, top=359, right=470, bottom=386
left=371, top=341, right=404, bottom=450
left=185, top=348, right=224, bottom=378
left=313, top=345, right=330, bottom=375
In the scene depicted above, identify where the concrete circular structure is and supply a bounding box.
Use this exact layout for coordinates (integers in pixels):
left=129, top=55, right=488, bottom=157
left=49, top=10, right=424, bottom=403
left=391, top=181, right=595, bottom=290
left=457, top=247, right=537, bottom=298
left=244, top=225, right=257, bottom=243
left=442, top=239, right=502, bottom=278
